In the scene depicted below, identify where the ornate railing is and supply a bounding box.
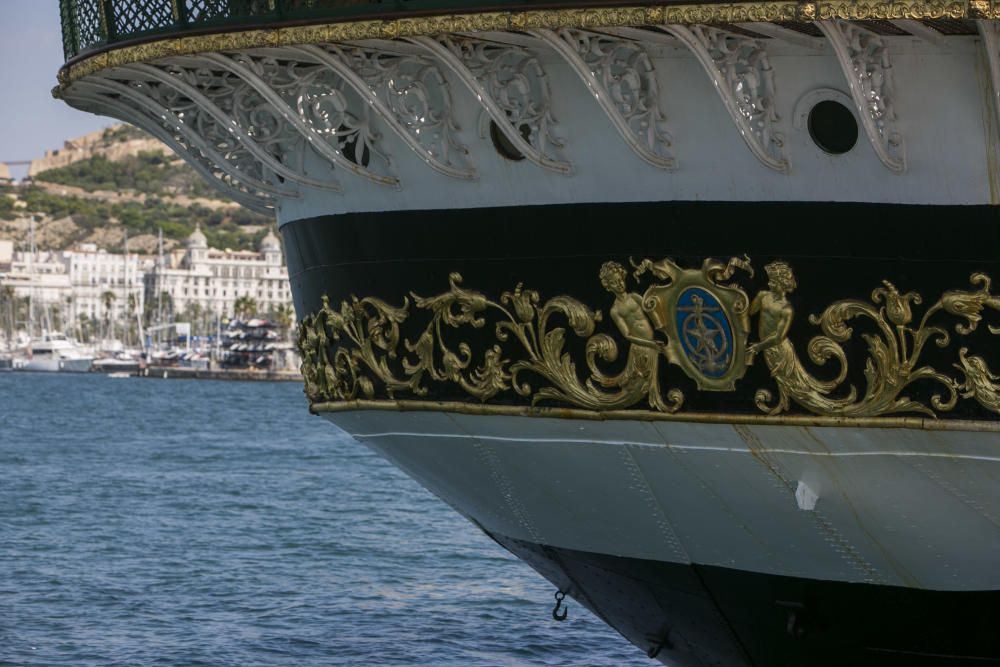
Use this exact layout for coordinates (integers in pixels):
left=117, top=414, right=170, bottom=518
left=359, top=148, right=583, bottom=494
left=58, top=0, right=640, bottom=61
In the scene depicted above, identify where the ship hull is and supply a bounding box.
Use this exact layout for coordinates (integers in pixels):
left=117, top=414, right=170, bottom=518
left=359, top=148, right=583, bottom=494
left=285, top=198, right=1000, bottom=664
left=321, top=408, right=1000, bottom=666
left=19, top=357, right=93, bottom=373
left=492, top=534, right=1000, bottom=666
left=57, top=16, right=1000, bottom=664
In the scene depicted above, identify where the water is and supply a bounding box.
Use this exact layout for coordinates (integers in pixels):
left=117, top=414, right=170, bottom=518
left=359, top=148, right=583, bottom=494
left=0, top=373, right=644, bottom=666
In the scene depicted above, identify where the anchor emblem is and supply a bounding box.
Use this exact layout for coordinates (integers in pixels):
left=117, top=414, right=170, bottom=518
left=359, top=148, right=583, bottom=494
left=677, top=289, right=733, bottom=378
left=634, top=256, right=752, bottom=391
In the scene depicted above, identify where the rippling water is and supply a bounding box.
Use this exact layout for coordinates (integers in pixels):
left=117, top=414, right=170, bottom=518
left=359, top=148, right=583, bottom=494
left=0, top=372, right=643, bottom=666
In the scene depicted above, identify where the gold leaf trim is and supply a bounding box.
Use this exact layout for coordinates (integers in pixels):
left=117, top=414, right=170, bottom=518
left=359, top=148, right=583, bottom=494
left=311, top=398, right=1000, bottom=432
left=58, top=0, right=983, bottom=86
left=295, top=260, right=1000, bottom=421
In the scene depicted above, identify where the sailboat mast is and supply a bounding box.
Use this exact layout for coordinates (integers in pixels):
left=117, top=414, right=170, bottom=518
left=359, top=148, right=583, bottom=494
left=27, top=215, right=35, bottom=339
left=156, top=227, right=163, bottom=338
left=123, top=229, right=128, bottom=346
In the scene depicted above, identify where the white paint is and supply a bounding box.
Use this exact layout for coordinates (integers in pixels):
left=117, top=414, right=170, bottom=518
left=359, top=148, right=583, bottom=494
left=795, top=480, right=819, bottom=511
left=268, top=37, right=991, bottom=223
left=327, top=409, right=1000, bottom=592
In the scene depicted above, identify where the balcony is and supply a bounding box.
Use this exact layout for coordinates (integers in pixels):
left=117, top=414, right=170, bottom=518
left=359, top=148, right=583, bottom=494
left=59, top=0, right=655, bottom=62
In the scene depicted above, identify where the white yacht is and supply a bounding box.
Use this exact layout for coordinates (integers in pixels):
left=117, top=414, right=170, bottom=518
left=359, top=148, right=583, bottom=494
left=20, top=333, right=93, bottom=373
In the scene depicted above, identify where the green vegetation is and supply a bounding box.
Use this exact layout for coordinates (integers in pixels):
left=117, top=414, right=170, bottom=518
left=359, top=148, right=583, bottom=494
left=2, top=125, right=273, bottom=252
left=0, top=191, right=15, bottom=219
left=102, top=125, right=146, bottom=143
left=1, top=184, right=270, bottom=251
left=33, top=151, right=215, bottom=198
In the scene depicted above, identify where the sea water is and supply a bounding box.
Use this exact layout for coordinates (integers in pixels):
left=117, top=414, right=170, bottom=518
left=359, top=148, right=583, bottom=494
left=0, top=372, right=644, bottom=666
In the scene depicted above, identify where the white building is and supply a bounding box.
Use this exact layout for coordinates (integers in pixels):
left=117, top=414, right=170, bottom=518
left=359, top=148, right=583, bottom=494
left=0, top=250, right=72, bottom=307
left=145, top=225, right=291, bottom=320
left=65, top=243, right=146, bottom=324
left=0, top=243, right=145, bottom=329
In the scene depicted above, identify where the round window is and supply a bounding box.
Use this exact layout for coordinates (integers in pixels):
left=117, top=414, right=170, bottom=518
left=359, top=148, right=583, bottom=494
left=807, top=100, right=858, bottom=155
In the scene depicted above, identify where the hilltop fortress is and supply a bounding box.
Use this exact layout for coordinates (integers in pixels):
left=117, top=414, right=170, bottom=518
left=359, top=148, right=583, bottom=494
left=25, top=125, right=167, bottom=178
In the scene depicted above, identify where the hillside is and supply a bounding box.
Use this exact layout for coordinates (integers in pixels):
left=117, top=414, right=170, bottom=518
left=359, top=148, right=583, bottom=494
left=0, top=124, right=273, bottom=254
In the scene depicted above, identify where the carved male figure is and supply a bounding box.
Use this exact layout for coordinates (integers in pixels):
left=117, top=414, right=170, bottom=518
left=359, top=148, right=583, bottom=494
left=747, top=260, right=797, bottom=365
left=599, top=260, right=666, bottom=354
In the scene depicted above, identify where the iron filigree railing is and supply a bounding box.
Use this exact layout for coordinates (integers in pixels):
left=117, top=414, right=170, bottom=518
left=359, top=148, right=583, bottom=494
left=59, top=0, right=621, bottom=61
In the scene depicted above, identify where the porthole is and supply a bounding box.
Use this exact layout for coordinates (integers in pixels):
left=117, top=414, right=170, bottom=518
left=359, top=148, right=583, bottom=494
left=807, top=100, right=858, bottom=155
left=490, top=121, right=531, bottom=161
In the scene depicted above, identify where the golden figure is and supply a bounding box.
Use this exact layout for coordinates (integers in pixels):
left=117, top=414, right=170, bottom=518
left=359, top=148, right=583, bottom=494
left=750, top=261, right=855, bottom=415
left=600, top=261, right=666, bottom=355
left=578, top=261, right=682, bottom=412
left=747, top=260, right=796, bottom=364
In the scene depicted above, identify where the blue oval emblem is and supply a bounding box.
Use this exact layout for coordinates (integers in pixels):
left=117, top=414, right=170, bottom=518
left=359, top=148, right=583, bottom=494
left=675, top=287, right=734, bottom=378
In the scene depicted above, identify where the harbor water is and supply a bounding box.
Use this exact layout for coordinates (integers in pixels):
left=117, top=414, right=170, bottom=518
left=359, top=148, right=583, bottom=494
left=0, top=372, right=643, bottom=666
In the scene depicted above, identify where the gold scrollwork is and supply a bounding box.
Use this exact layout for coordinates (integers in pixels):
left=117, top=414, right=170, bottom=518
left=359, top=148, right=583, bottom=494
left=750, top=264, right=986, bottom=417
left=298, top=259, right=1000, bottom=420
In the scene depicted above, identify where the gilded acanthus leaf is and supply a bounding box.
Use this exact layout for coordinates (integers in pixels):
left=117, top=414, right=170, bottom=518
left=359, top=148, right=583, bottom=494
left=298, top=261, right=999, bottom=421
left=956, top=347, right=1000, bottom=413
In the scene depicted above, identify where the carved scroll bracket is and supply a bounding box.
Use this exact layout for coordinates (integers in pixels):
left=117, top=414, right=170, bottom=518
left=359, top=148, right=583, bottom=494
left=286, top=44, right=477, bottom=181
left=407, top=35, right=572, bottom=174
left=657, top=25, right=790, bottom=173
left=529, top=28, right=676, bottom=170
left=119, top=62, right=344, bottom=193
left=66, top=85, right=277, bottom=214
left=197, top=52, right=399, bottom=188
left=817, top=20, right=906, bottom=173
left=72, top=76, right=295, bottom=198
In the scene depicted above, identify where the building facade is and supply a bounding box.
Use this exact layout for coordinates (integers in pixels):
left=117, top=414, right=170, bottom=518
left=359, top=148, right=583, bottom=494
left=64, top=242, right=146, bottom=324
left=0, top=242, right=145, bottom=330
left=144, top=226, right=291, bottom=321
left=0, top=228, right=291, bottom=338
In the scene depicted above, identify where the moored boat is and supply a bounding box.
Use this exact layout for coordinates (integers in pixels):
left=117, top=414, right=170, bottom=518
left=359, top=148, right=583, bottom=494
left=53, top=1, right=1000, bottom=663
left=19, top=333, right=93, bottom=373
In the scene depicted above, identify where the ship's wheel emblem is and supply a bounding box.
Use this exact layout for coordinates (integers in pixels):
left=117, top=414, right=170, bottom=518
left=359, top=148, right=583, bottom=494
left=676, top=287, right=734, bottom=378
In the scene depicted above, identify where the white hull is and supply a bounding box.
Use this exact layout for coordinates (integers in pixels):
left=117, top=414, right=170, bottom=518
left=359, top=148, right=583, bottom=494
left=19, top=357, right=93, bottom=373
left=325, top=409, right=1000, bottom=593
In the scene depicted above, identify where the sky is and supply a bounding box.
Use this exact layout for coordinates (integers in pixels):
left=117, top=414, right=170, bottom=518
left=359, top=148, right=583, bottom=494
left=0, top=1, right=111, bottom=178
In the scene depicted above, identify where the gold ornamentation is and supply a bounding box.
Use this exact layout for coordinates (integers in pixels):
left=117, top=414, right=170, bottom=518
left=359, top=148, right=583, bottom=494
left=313, top=397, right=1000, bottom=432
left=956, top=347, right=1000, bottom=413
left=633, top=255, right=754, bottom=391
left=296, top=260, right=1000, bottom=420
left=816, top=0, right=966, bottom=19
left=58, top=1, right=987, bottom=86
left=753, top=267, right=1000, bottom=416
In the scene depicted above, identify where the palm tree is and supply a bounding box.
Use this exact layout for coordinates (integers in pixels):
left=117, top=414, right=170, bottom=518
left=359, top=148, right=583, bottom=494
left=78, top=312, right=93, bottom=343
left=273, top=303, right=294, bottom=342
left=64, top=295, right=74, bottom=334
left=0, top=286, right=15, bottom=349
left=159, top=291, right=174, bottom=322
left=100, top=290, right=117, bottom=341
left=126, top=293, right=138, bottom=345
left=233, top=295, right=258, bottom=321
left=183, top=301, right=204, bottom=336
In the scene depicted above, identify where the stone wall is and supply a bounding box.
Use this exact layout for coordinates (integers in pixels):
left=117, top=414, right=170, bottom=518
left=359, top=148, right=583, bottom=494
left=27, top=125, right=169, bottom=178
